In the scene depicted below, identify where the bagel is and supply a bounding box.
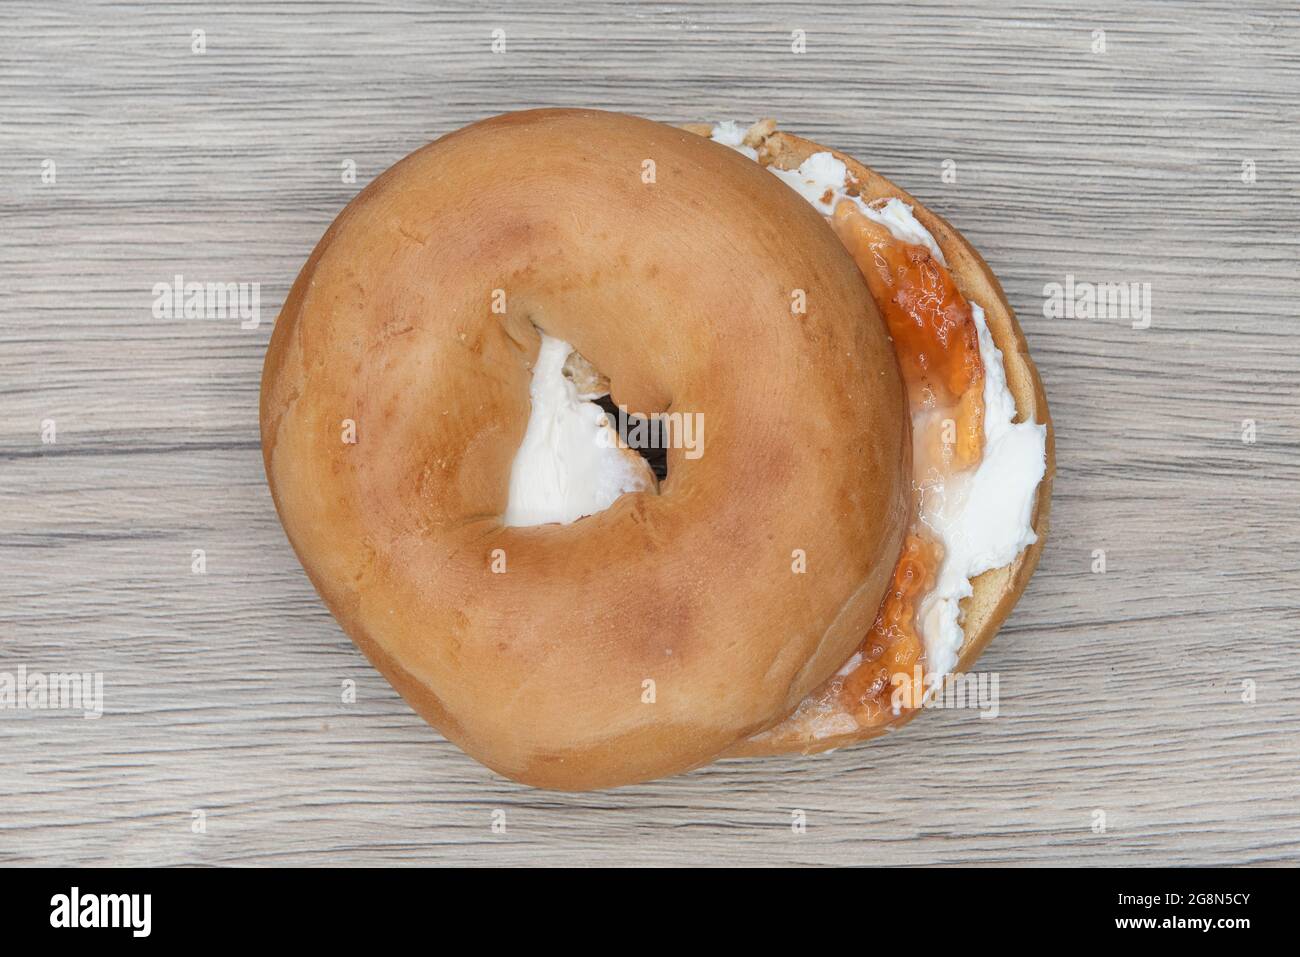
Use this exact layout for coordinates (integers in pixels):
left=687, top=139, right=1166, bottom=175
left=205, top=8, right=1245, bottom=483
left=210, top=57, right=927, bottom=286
left=260, top=108, right=1053, bottom=789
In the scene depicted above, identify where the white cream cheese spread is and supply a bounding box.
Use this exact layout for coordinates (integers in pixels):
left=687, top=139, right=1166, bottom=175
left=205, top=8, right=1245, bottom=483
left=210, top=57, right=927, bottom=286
left=716, top=131, right=947, bottom=263
left=711, top=121, right=1047, bottom=681
left=503, top=334, right=655, bottom=528
left=913, top=303, right=1047, bottom=677
left=709, top=120, right=759, bottom=160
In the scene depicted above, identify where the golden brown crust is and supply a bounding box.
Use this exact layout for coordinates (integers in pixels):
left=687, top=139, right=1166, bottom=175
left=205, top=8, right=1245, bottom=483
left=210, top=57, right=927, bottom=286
left=722, top=128, right=1055, bottom=757
left=261, top=109, right=912, bottom=790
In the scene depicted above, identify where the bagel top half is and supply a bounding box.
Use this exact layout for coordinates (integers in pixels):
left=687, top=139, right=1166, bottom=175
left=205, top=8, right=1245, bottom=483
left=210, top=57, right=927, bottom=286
left=261, top=109, right=912, bottom=790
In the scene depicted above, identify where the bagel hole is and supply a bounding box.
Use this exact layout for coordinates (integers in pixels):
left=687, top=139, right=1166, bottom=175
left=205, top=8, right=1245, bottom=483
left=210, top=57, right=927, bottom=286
left=595, top=395, right=668, bottom=481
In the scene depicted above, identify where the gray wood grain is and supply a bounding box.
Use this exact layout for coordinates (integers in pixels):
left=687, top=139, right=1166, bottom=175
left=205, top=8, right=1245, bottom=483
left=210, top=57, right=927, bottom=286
left=2, top=0, right=1298, bottom=866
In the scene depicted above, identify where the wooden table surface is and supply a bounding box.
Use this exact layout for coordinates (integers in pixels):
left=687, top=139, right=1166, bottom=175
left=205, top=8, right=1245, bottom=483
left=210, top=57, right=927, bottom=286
left=2, top=0, right=1297, bottom=867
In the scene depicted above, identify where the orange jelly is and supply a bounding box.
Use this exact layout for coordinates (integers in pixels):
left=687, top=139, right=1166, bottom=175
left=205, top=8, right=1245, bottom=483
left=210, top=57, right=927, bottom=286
left=840, top=533, right=941, bottom=727
left=825, top=199, right=989, bottom=725
left=832, top=201, right=985, bottom=470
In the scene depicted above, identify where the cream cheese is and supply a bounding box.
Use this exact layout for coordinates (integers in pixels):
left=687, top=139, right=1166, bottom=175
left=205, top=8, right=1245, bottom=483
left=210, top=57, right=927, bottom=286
left=711, top=120, right=1046, bottom=681
left=503, top=335, right=655, bottom=527
left=913, top=303, right=1047, bottom=677
left=711, top=125, right=946, bottom=263
left=710, top=120, right=759, bottom=160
